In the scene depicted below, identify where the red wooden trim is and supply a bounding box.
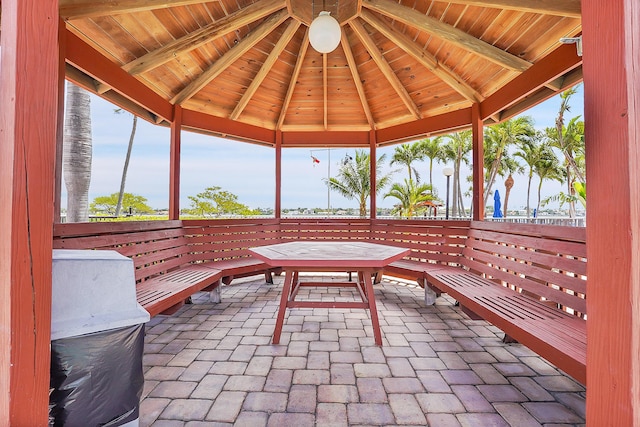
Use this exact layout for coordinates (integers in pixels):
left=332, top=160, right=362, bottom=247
left=583, top=0, right=640, bottom=423
left=282, top=131, right=370, bottom=147
left=275, top=130, right=282, bottom=219
left=54, top=18, right=66, bottom=223
left=169, top=105, right=182, bottom=220
left=480, top=44, right=583, bottom=120
left=376, top=108, right=472, bottom=145
left=370, top=130, right=377, bottom=219
left=64, top=29, right=173, bottom=122
left=471, top=103, right=484, bottom=221
left=0, top=0, right=58, bottom=423
left=182, top=108, right=275, bottom=146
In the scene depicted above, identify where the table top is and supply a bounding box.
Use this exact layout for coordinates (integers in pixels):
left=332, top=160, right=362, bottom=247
left=249, top=241, right=410, bottom=269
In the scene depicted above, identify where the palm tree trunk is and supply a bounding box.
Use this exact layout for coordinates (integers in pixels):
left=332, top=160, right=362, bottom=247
left=115, top=115, right=137, bottom=217
left=503, top=174, right=514, bottom=218
left=567, top=165, right=576, bottom=218
left=63, top=83, right=92, bottom=222
left=526, top=172, right=533, bottom=218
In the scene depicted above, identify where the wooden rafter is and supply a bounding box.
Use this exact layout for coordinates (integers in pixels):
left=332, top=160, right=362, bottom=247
left=340, top=31, right=375, bottom=128
left=349, top=18, right=422, bottom=120
left=360, top=9, right=483, bottom=103
left=171, top=10, right=289, bottom=105
left=123, top=0, right=285, bottom=75
left=60, top=0, right=217, bottom=20
left=276, top=29, right=310, bottom=130
left=363, top=0, right=532, bottom=72
left=436, top=0, right=581, bottom=19
left=230, top=20, right=301, bottom=120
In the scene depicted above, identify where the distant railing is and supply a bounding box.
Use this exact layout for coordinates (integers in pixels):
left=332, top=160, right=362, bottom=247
left=490, top=217, right=585, bottom=227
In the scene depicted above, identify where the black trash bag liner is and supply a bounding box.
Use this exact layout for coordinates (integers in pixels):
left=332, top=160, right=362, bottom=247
left=49, top=324, right=145, bottom=427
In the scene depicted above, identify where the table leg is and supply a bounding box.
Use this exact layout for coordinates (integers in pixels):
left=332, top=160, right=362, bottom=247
left=362, top=269, right=383, bottom=345
left=273, top=270, right=294, bottom=344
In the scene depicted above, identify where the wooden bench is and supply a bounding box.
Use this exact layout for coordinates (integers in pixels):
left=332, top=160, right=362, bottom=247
left=183, top=219, right=282, bottom=285
left=53, top=221, right=224, bottom=317
left=370, top=219, right=469, bottom=286
left=425, top=221, right=587, bottom=384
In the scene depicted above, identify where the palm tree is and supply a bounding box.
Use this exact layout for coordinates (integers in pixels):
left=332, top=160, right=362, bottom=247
left=390, top=141, right=424, bottom=182
left=442, top=130, right=472, bottom=217
left=326, top=150, right=393, bottom=217
left=63, top=83, right=92, bottom=222
left=533, top=150, right=563, bottom=215
left=114, top=109, right=138, bottom=217
left=483, top=117, right=535, bottom=207
left=418, top=136, right=444, bottom=188
left=514, top=133, right=552, bottom=217
left=500, top=157, right=524, bottom=218
left=546, top=111, right=585, bottom=218
left=384, top=178, right=434, bottom=218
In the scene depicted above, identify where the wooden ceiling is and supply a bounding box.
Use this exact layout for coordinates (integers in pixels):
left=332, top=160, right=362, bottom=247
left=55, top=0, right=582, bottom=145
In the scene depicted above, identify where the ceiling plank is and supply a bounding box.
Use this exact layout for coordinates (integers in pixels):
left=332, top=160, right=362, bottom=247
left=363, top=0, right=532, bottom=72
left=230, top=20, right=301, bottom=120
left=433, top=0, right=581, bottom=19
left=340, top=31, right=375, bottom=128
left=276, top=29, right=310, bottom=130
left=123, top=0, right=286, bottom=75
left=360, top=9, right=482, bottom=103
left=60, top=0, right=219, bottom=20
left=172, top=9, right=289, bottom=105
left=349, top=18, right=422, bottom=120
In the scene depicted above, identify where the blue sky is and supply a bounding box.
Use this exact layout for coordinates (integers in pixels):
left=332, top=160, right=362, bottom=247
left=62, top=84, right=584, bottom=212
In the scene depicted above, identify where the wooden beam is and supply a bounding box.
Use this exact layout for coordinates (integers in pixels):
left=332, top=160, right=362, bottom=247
left=123, top=0, right=285, bottom=75
left=471, top=103, right=484, bottom=221
left=583, top=0, right=640, bottom=424
left=172, top=10, right=288, bottom=105
left=340, top=31, right=375, bottom=128
left=230, top=20, right=300, bottom=120
left=349, top=18, right=422, bottom=120
left=281, top=130, right=370, bottom=147
left=65, top=29, right=173, bottom=121
left=277, top=29, right=310, bottom=130
left=60, top=0, right=217, bottom=20
left=182, top=108, right=276, bottom=145
left=1, top=0, right=58, bottom=424
left=360, top=9, right=482, bottom=103
left=55, top=18, right=67, bottom=224
left=480, top=43, right=581, bottom=120
left=369, top=130, right=377, bottom=219
left=323, top=53, right=328, bottom=130
left=169, top=105, right=182, bottom=220
left=376, top=108, right=472, bottom=145
left=275, top=130, right=282, bottom=218
left=435, top=0, right=581, bottom=19
left=363, top=0, right=532, bottom=72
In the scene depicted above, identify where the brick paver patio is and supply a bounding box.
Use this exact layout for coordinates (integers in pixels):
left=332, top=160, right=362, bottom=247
left=140, top=274, right=586, bottom=426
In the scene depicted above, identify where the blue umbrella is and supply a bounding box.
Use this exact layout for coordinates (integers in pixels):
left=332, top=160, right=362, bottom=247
left=493, top=189, right=503, bottom=218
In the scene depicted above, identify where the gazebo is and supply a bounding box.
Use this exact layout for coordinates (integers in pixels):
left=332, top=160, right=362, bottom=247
left=1, top=0, right=638, bottom=424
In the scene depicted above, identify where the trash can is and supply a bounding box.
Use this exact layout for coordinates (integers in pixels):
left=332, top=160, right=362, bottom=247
left=50, top=249, right=150, bottom=427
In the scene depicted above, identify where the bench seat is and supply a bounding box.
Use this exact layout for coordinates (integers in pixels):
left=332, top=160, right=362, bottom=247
left=212, top=256, right=279, bottom=285
left=137, top=264, right=222, bottom=316
left=425, top=221, right=587, bottom=385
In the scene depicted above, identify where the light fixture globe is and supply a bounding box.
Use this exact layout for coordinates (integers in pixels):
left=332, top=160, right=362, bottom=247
left=309, top=11, right=341, bottom=54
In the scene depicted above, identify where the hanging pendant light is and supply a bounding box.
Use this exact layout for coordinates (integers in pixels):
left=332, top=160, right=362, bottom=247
left=309, top=11, right=341, bottom=54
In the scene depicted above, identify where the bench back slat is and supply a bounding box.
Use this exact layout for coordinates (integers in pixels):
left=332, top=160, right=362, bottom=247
left=463, top=221, right=587, bottom=317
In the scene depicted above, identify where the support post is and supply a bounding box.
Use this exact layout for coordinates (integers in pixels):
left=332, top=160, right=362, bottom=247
left=583, top=0, right=640, bottom=424
left=370, top=130, right=377, bottom=219
left=54, top=18, right=66, bottom=223
left=169, top=105, right=182, bottom=220
left=0, top=0, right=59, bottom=423
left=275, top=130, right=282, bottom=219
left=471, top=103, right=484, bottom=221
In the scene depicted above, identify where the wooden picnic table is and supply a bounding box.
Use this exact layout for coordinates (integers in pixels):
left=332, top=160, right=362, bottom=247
left=249, top=241, right=411, bottom=345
